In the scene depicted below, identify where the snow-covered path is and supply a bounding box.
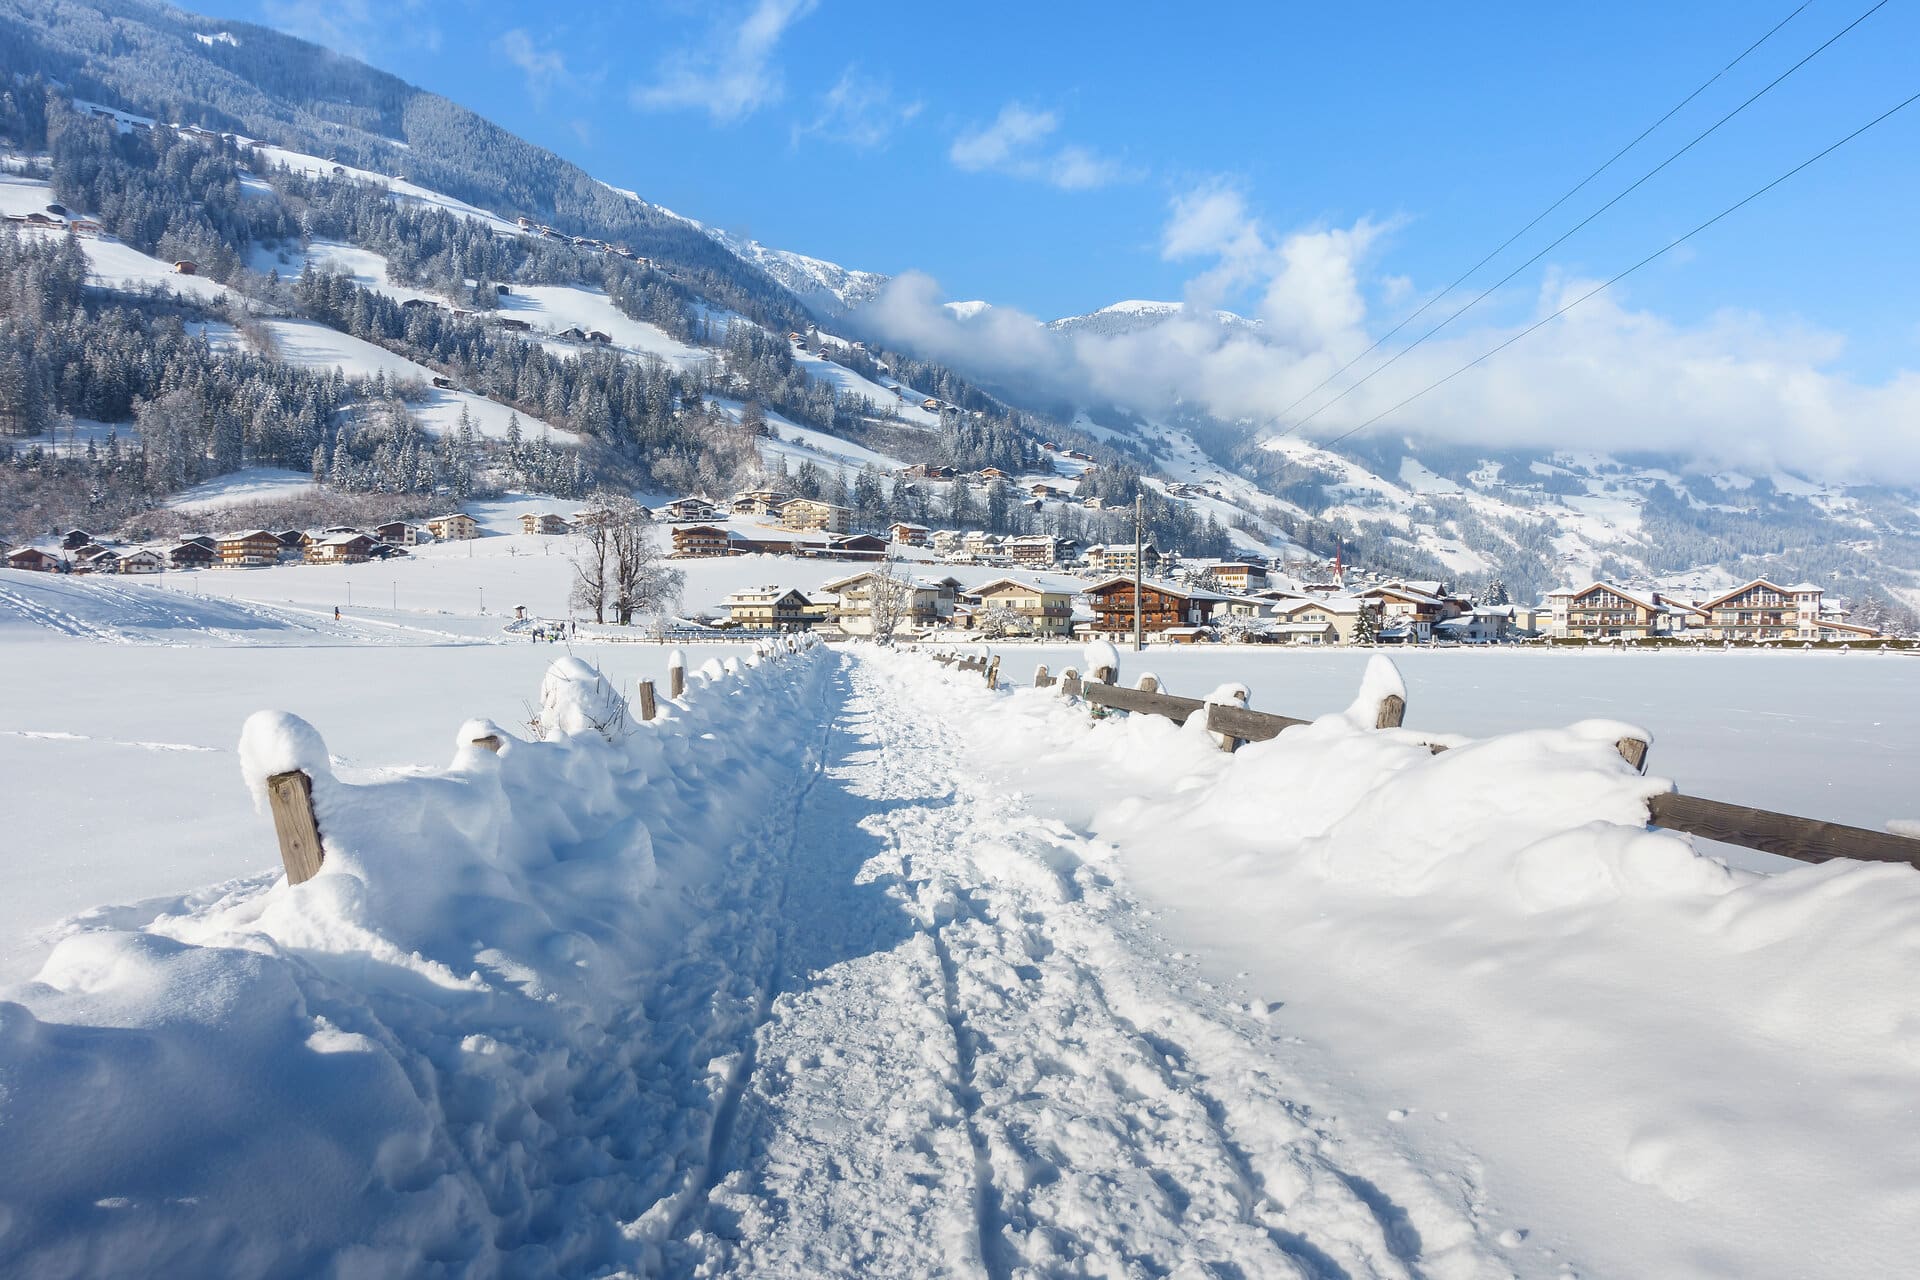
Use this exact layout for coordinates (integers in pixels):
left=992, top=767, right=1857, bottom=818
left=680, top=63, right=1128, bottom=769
left=681, top=655, right=1510, bottom=1278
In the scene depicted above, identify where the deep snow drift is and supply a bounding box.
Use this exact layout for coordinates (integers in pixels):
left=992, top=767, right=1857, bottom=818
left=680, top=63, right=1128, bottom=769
left=890, top=647, right=1920, bottom=1278
left=3, top=638, right=1918, bottom=1277
left=1, top=643, right=833, bottom=1275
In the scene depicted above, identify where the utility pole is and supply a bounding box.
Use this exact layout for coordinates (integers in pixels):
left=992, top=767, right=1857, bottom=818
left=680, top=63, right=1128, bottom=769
left=1133, top=492, right=1144, bottom=652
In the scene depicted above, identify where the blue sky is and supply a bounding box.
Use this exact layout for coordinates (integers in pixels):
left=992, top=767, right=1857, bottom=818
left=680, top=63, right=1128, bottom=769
left=182, top=1, right=1920, bottom=478
left=193, top=3, right=1916, bottom=350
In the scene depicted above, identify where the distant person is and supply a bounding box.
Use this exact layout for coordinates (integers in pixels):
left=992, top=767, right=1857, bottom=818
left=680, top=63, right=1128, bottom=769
left=334, top=606, right=340, bottom=621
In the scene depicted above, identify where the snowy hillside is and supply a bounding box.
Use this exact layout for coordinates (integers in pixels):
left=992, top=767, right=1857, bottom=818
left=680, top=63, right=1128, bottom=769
left=707, top=228, right=890, bottom=314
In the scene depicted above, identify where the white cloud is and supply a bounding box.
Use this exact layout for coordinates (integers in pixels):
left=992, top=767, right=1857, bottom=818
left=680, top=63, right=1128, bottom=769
left=949, top=102, right=1138, bottom=190
left=792, top=67, right=922, bottom=149
left=859, top=185, right=1920, bottom=485
left=632, top=0, right=817, bottom=125
left=495, top=29, right=569, bottom=107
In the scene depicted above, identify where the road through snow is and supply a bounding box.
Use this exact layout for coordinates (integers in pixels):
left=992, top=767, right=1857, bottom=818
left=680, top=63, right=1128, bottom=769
left=678, top=654, right=1515, bottom=1278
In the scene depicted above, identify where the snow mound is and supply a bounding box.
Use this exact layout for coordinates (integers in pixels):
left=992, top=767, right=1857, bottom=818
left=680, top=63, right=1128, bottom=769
left=0, top=645, right=830, bottom=1274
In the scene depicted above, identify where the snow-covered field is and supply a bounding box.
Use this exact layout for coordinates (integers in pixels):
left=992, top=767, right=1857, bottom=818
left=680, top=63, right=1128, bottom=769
left=4, top=570, right=1919, bottom=1277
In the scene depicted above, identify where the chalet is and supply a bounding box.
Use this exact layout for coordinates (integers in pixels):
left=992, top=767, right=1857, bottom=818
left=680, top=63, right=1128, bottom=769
left=721, top=586, right=820, bottom=631
left=67, top=218, right=102, bottom=237
left=1083, top=577, right=1234, bottom=639
left=1547, top=583, right=1676, bottom=640
left=558, top=327, right=587, bottom=342
left=497, top=317, right=531, bottom=332
left=780, top=498, right=852, bottom=535
left=929, top=529, right=965, bottom=556
left=730, top=488, right=791, bottom=516
left=1270, top=595, right=1375, bottom=645
left=1687, top=578, right=1809, bottom=642
left=374, top=521, right=425, bottom=546
left=167, top=541, right=215, bottom=569
left=275, top=530, right=306, bottom=562
left=173, top=260, right=197, bottom=275
left=587, top=331, right=612, bottom=345
left=961, top=530, right=999, bottom=559
left=827, top=533, right=889, bottom=560
left=1086, top=543, right=1162, bottom=579
left=401, top=298, right=437, bottom=309
left=976, top=467, right=1009, bottom=480
left=968, top=578, right=1074, bottom=638
left=820, top=571, right=941, bottom=637
left=888, top=522, right=930, bottom=547
left=921, top=397, right=940, bottom=412
left=72, top=545, right=120, bottom=572
left=1204, top=562, right=1270, bottom=593
left=305, top=533, right=378, bottom=565
left=660, top=495, right=720, bottom=523
left=1360, top=582, right=1461, bottom=642
left=1007, top=534, right=1057, bottom=568
left=22, top=212, right=58, bottom=227
left=670, top=524, right=733, bottom=558
left=1029, top=483, right=1067, bottom=499
left=426, top=513, right=480, bottom=541
left=516, top=216, right=535, bottom=229
left=61, top=529, right=92, bottom=551
left=520, top=513, right=571, bottom=536
left=115, top=549, right=165, bottom=574
left=217, top=530, right=283, bottom=567
left=6, top=547, right=64, bottom=572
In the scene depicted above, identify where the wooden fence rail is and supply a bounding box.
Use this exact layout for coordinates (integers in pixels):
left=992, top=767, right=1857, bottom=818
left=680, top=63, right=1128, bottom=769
left=930, top=650, right=1920, bottom=872
left=263, top=642, right=808, bottom=887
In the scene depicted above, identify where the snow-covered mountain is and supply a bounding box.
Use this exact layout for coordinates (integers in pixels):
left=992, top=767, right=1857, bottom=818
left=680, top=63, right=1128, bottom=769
left=707, top=229, right=890, bottom=315
left=1046, top=299, right=1261, bottom=339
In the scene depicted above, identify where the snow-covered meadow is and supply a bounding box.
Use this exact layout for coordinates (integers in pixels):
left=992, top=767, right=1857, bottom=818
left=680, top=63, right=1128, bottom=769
left=4, top=570, right=1919, bottom=1277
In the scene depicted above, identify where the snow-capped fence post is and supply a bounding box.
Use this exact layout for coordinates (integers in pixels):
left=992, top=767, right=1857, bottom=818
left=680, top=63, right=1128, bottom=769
left=472, top=732, right=503, bottom=753
left=1034, top=664, right=1052, bottom=688
left=668, top=649, right=686, bottom=700
left=1375, top=694, right=1406, bottom=730
left=1136, top=674, right=1160, bottom=693
left=637, top=679, right=658, bottom=722
left=265, top=770, right=325, bottom=886
left=985, top=655, right=1000, bottom=688
left=1616, top=736, right=1649, bottom=773
left=1061, top=667, right=1082, bottom=698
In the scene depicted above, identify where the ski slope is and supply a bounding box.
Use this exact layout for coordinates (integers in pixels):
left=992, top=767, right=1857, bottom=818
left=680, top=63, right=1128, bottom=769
left=262, top=318, right=575, bottom=441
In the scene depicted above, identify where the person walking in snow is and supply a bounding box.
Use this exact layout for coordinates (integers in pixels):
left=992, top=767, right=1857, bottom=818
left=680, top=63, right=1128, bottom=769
left=334, top=606, right=340, bottom=621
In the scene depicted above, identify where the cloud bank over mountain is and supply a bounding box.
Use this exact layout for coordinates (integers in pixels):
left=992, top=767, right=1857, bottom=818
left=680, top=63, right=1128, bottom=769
left=863, top=184, right=1920, bottom=484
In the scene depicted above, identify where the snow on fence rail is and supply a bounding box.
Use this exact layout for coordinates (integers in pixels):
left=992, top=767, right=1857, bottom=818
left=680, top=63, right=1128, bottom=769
left=919, top=644, right=1920, bottom=871
left=255, top=634, right=811, bottom=886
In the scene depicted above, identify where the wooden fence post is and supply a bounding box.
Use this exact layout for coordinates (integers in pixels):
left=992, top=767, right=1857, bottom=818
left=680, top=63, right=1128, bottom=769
left=1616, top=736, right=1648, bottom=773
left=1136, top=674, right=1159, bottom=693
left=1375, top=693, right=1406, bottom=729
left=1034, top=663, right=1051, bottom=688
left=1093, top=665, right=1116, bottom=685
left=1061, top=667, right=1082, bottom=698
left=471, top=733, right=503, bottom=753
left=637, top=679, right=658, bottom=722
left=266, top=769, right=325, bottom=886
left=669, top=666, right=685, bottom=699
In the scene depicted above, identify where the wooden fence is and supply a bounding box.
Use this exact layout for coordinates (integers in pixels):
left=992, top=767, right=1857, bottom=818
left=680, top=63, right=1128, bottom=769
left=261, top=638, right=810, bottom=886
left=922, top=649, right=1920, bottom=871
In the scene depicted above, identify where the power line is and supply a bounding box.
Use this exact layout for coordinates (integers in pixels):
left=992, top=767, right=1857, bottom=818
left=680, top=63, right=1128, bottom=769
left=1271, top=0, right=1891, bottom=443
left=1304, top=85, right=1920, bottom=456
left=1266, top=0, right=1813, bottom=427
